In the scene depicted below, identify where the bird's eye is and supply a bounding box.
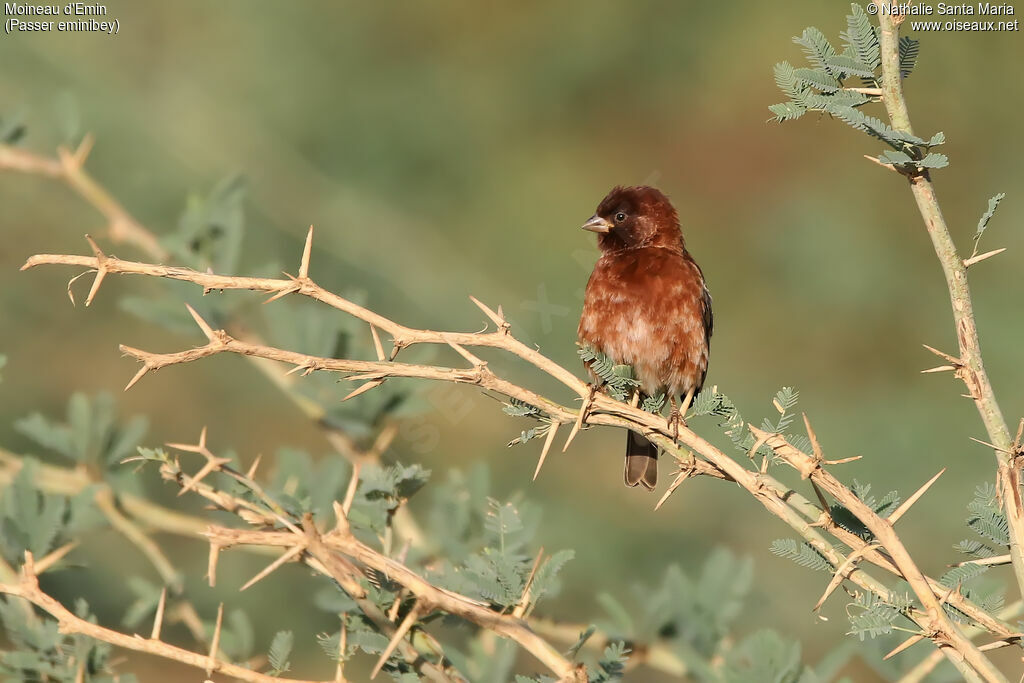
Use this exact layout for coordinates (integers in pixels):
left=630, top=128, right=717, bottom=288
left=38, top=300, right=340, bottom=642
left=614, top=212, right=626, bottom=223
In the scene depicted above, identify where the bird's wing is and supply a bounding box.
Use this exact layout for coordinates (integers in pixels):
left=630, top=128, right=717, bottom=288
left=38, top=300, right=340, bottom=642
left=701, top=283, right=713, bottom=340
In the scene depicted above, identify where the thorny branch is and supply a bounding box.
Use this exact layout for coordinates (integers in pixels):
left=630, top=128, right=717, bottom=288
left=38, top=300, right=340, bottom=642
left=0, top=445, right=689, bottom=679
left=19, top=223, right=1017, bottom=681
left=0, top=553, right=325, bottom=683
left=153, top=428, right=575, bottom=681
left=875, top=4, right=1024, bottom=605
left=7, top=44, right=1024, bottom=675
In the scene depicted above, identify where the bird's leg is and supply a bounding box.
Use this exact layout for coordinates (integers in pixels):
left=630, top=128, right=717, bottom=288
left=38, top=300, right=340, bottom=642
left=667, top=396, right=680, bottom=442
left=667, top=388, right=696, bottom=442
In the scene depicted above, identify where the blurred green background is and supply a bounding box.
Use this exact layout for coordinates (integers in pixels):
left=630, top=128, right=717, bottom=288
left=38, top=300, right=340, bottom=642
left=2, top=1, right=1023, bottom=680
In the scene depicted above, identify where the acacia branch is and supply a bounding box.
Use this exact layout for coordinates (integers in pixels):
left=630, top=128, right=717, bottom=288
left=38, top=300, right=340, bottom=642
left=22, top=239, right=1010, bottom=680
left=751, top=428, right=1005, bottom=682
left=897, top=600, right=1024, bottom=683
left=21, top=234, right=583, bottom=393
left=149, top=433, right=568, bottom=681
left=10, top=438, right=1017, bottom=676
left=0, top=447, right=697, bottom=679
left=876, top=7, right=1024, bottom=602
left=0, top=553, right=323, bottom=683
left=207, top=523, right=582, bottom=682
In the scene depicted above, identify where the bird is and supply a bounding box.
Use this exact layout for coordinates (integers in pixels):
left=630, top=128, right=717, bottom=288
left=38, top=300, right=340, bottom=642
left=577, top=186, right=712, bottom=491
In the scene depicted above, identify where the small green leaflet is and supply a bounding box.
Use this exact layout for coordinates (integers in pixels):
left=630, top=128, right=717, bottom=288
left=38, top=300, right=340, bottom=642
left=267, top=630, right=293, bottom=675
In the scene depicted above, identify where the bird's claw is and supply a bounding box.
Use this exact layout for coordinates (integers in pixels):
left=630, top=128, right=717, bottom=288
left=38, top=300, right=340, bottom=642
left=667, top=409, right=685, bottom=442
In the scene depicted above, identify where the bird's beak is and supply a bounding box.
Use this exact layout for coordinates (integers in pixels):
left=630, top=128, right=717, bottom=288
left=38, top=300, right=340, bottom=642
left=581, top=214, right=613, bottom=234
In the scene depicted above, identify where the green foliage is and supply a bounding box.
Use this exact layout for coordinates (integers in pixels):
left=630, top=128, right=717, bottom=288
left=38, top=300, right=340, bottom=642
left=917, top=152, right=949, bottom=169
left=769, top=539, right=833, bottom=573
left=307, top=463, right=574, bottom=679
left=769, top=4, right=945, bottom=171
left=116, top=171, right=425, bottom=438
left=793, top=27, right=838, bottom=75
left=0, top=597, right=137, bottom=683
left=899, top=36, right=920, bottom=77
left=793, top=67, right=839, bottom=93
left=120, top=175, right=253, bottom=335
left=598, top=550, right=753, bottom=663
left=219, top=609, right=256, bottom=662
left=827, top=480, right=900, bottom=541
left=591, top=550, right=834, bottom=681
left=939, top=561, right=989, bottom=589
left=720, top=630, right=804, bottom=683
left=567, top=625, right=597, bottom=660
left=689, top=389, right=735, bottom=419
left=503, top=397, right=542, bottom=418
left=709, top=387, right=807, bottom=468
left=0, top=111, right=26, bottom=145
left=264, top=296, right=424, bottom=436
left=589, top=641, right=630, bottom=682
left=167, top=174, right=247, bottom=274
left=578, top=345, right=638, bottom=402
left=840, top=4, right=880, bottom=73
left=456, top=636, right=519, bottom=683
left=954, top=538, right=997, bottom=560
left=768, top=8, right=882, bottom=123
left=825, top=105, right=923, bottom=147
left=962, top=482, right=1009, bottom=548
left=642, top=392, right=666, bottom=413
left=846, top=592, right=912, bottom=641
left=504, top=398, right=549, bottom=447
left=972, top=192, right=1006, bottom=252
left=436, top=496, right=569, bottom=609
left=508, top=426, right=542, bottom=446
left=0, top=346, right=849, bottom=683
left=256, top=448, right=430, bottom=533
left=15, top=392, right=149, bottom=469
left=121, top=577, right=163, bottom=629
left=824, top=53, right=876, bottom=80
left=944, top=484, right=1011, bottom=626
left=266, top=630, right=293, bottom=675
left=317, top=613, right=410, bottom=675
left=935, top=556, right=1004, bottom=626
left=425, top=464, right=505, bottom=561
left=263, top=447, right=352, bottom=521
left=761, top=386, right=799, bottom=433
left=0, top=458, right=100, bottom=566
left=362, top=462, right=431, bottom=504
left=356, top=462, right=430, bottom=533
left=767, top=103, right=805, bottom=124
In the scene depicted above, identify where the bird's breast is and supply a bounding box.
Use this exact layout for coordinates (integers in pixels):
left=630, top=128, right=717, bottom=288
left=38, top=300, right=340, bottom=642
left=578, top=248, right=709, bottom=396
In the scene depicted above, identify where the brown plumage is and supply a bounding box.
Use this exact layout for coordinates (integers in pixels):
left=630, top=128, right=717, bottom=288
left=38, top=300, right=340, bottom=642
left=577, top=186, right=712, bottom=490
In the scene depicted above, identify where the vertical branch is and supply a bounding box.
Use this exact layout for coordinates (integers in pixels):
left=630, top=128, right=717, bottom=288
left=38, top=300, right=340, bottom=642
left=877, top=5, right=1024, bottom=599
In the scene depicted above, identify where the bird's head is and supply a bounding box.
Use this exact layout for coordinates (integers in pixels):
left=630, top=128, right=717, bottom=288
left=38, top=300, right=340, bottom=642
left=581, top=186, right=682, bottom=252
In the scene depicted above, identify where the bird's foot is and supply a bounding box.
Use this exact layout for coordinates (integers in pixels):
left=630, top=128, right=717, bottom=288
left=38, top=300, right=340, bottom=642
left=670, top=388, right=697, bottom=441
left=578, top=383, right=599, bottom=427
left=666, top=409, right=685, bottom=442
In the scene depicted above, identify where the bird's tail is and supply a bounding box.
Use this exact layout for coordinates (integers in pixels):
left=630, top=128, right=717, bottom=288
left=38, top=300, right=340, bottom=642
left=624, top=431, right=658, bottom=491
